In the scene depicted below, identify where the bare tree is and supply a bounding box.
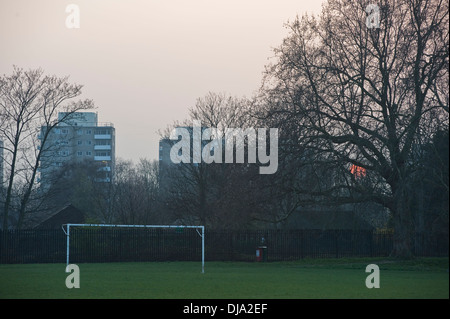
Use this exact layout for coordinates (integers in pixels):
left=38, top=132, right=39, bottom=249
left=189, top=91, right=255, bottom=130
left=112, top=158, right=160, bottom=225
left=160, top=92, right=270, bottom=228
left=0, top=66, right=94, bottom=229
left=258, top=0, right=448, bottom=257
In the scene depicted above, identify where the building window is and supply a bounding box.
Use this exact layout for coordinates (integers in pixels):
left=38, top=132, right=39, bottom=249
left=95, top=151, right=111, bottom=157
left=86, top=130, right=92, bottom=134
left=77, top=140, right=83, bottom=145
left=86, top=151, right=92, bottom=156
left=95, top=140, right=110, bottom=145
left=94, top=129, right=110, bottom=135
left=77, top=151, right=83, bottom=156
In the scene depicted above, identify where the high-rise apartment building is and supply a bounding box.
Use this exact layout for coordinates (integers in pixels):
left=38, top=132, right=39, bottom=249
left=38, top=112, right=115, bottom=187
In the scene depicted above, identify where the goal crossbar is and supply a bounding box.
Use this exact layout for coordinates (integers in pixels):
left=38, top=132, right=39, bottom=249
left=62, top=224, right=205, bottom=273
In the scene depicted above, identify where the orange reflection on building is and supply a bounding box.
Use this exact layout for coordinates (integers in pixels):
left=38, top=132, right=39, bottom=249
left=350, top=164, right=366, bottom=179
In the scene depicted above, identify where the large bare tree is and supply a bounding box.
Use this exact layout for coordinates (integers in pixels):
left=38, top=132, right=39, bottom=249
left=258, top=0, right=448, bottom=257
left=0, top=67, right=94, bottom=229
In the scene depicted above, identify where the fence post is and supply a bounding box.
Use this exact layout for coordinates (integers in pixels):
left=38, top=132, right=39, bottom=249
left=0, top=230, right=3, bottom=263
left=370, top=230, right=373, bottom=257
left=335, top=230, right=339, bottom=258
left=300, top=230, right=303, bottom=259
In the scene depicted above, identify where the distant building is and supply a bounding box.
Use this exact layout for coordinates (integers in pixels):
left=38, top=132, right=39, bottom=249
left=158, top=125, right=259, bottom=181
left=158, top=136, right=184, bottom=193
left=158, top=126, right=204, bottom=190
left=158, top=126, right=227, bottom=193
left=38, top=112, right=115, bottom=187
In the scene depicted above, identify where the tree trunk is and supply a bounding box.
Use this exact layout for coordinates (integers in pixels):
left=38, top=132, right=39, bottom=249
left=390, top=186, right=414, bottom=258
left=2, top=138, right=19, bottom=230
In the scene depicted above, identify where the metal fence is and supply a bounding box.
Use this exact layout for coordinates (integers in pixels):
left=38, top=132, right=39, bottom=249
left=0, top=228, right=448, bottom=264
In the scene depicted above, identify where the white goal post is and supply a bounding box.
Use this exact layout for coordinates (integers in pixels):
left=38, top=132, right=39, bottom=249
left=62, top=224, right=205, bottom=273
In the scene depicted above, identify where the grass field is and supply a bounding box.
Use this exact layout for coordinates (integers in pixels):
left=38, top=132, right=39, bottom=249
left=0, top=257, right=448, bottom=299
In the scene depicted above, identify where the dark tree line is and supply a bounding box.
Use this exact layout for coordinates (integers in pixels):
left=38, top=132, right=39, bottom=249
left=1, top=0, right=448, bottom=258
left=160, top=0, right=449, bottom=257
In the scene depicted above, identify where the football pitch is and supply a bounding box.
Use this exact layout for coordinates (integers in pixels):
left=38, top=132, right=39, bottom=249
left=0, top=257, right=448, bottom=299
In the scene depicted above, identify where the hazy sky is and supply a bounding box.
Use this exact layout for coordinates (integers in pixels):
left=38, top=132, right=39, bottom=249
left=0, top=0, right=325, bottom=163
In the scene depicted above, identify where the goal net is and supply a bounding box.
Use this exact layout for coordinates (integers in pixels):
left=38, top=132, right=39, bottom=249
left=62, top=224, right=205, bottom=273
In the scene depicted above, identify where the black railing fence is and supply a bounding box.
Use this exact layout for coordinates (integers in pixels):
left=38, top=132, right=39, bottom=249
left=0, top=228, right=447, bottom=264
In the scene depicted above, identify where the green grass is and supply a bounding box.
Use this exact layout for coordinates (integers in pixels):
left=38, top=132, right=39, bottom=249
left=0, top=257, right=448, bottom=299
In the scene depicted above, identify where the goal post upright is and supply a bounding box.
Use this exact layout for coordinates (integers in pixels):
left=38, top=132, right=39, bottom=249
left=62, top=224, right=205, bottom=273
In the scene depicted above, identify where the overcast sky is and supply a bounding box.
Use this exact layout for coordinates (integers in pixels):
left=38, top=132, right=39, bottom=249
left=0, top=0, right=325, bottom=163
